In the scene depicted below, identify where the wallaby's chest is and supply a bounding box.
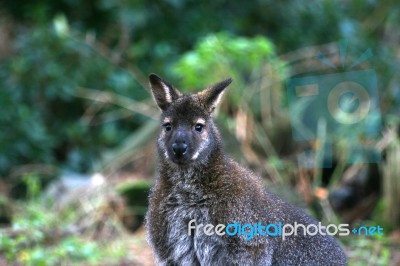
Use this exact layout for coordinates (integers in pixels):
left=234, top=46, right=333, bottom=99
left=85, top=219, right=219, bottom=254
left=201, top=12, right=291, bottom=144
left=155, top=181, right=219, bottom=265
left=163, top=180, right=210, bottom=220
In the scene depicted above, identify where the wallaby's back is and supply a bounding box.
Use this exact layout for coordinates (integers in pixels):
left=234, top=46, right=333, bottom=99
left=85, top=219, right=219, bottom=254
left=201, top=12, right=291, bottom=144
left=145, top=74, right=347, bottom=265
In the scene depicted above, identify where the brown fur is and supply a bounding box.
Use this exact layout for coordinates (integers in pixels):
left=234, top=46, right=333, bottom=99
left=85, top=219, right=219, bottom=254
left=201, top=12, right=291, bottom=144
left=145, top=74, right=347, bottom=265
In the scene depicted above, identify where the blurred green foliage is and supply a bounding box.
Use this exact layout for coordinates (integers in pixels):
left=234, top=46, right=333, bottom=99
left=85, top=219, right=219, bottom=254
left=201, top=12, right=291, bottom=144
left=1, top=0, right=399, bottom=177
left=173, top=32, right=286, bottom=108
left=0, top=174, right=128, bottom=265
left=0, top=18, right=148, bottom=175
left=117, top=180, right=151, bottom=231
left=172, top=32, right=288, bottom=166
left=173, top=33, right=276, bottom=87
left=346, top=235, right=390, bottom=266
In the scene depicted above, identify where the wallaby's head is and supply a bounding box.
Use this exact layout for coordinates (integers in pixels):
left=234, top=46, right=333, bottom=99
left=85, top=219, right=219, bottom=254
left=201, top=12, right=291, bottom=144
left=149, top=74, right=232, bottom=166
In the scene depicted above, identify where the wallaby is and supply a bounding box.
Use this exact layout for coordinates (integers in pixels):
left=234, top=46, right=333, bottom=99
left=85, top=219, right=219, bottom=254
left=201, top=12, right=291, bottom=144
left=145, top=74, right=347, bottom=266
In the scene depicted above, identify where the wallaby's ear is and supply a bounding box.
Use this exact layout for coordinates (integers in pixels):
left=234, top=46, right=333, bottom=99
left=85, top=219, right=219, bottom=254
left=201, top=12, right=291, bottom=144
left=149, top=74, right=181, bottom=111
left=198, top=78, right=232, bottom=113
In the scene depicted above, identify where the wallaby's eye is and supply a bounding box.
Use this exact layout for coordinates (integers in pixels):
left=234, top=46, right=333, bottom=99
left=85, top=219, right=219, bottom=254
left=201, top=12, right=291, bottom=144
left=163, top=123, right=172, bottom=132
left=194, top=123, right=204, bottom=132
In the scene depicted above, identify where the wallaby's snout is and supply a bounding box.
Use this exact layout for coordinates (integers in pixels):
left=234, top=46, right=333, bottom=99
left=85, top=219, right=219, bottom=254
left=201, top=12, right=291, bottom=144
left=165, top=124, right=197, bottom=165
left=172, top=135, right=188, bottom=157
left=169, top=128, right=191, bottom=163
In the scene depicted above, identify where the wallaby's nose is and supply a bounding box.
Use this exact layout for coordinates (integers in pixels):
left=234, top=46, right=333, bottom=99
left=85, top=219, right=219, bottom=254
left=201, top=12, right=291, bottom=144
left=172, top=142, right=188, bottom=157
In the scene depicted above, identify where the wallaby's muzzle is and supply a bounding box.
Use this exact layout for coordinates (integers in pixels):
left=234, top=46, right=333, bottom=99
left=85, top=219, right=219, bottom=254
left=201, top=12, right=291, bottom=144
left=172, top=141, right=188, bottom=157
left=169, top=130, right=192, bottom=164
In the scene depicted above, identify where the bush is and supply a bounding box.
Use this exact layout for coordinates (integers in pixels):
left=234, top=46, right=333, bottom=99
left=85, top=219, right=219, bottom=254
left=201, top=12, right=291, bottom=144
left=0, top=18, right=149, bottom=176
